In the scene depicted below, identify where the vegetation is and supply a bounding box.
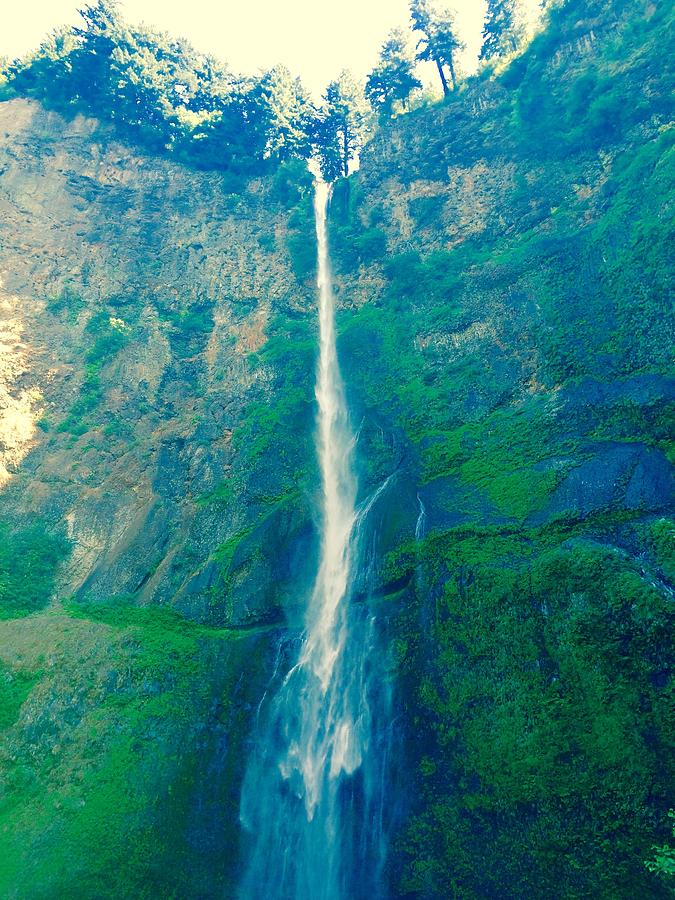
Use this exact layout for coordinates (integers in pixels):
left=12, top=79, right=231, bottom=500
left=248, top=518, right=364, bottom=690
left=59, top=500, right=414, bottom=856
left=410, top=0, right=465, bottom=94
left=646, top=811, right=675, bottom=880
left=318, top=1, right=673, bottom=894
left=1, top=0, right=542, bottom=182
left=56, top=309, right=131, bottom=434
left=3, top=0, right=312, bottom=180
left=0, top=603, right=270, bottom=897
left=0, top=0, right=672, bottom=896
left=480, top=0, right=526, bottom=61
left=366, top=29, right=422, bottom=120
left=314, top=71, right=371, bottom=181
left=0, top=521, right=70, bottom=618
left=396, top=530, right=674, bottom=898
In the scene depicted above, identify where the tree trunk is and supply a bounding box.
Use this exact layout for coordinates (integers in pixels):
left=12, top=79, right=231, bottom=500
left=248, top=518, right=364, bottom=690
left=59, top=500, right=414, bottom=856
left=342, top=125, right=350, bottom=178
left=448, top=54, right=457, bottom=91
left=435, top=58, right=450, bottom=97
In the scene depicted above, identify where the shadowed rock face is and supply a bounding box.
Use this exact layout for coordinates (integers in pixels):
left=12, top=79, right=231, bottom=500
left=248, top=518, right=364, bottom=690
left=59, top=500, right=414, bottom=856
left=541, top=442, right=674, bottom=521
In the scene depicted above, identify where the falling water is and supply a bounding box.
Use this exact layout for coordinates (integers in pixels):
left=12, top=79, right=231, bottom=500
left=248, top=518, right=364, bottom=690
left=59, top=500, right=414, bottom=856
left=415, top=495, right=427, bottom=542
left=239, top=181, right=392, bottom=899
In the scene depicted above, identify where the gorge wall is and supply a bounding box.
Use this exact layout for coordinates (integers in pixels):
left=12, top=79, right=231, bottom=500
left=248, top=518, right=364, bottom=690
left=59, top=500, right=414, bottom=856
left=0, top=0, right=673, bottom=896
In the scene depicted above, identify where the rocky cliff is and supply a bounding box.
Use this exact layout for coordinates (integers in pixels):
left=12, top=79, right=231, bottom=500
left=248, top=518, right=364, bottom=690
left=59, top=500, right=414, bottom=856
left=0, top=0, right=673, bottom=896
left=0, top=99, right=320, bottom=625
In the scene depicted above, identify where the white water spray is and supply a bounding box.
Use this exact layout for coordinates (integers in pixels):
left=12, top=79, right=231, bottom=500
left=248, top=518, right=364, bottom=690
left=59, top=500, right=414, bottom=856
left=239, top=181, right=392, bottom=899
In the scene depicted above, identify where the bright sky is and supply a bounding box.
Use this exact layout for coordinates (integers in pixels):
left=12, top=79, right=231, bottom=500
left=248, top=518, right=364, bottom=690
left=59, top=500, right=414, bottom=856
left=1, top=1, right=539, bottom=96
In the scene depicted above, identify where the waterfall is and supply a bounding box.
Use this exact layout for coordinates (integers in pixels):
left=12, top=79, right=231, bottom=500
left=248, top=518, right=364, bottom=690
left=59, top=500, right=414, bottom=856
left=415, top=495, right=427, bottom=542
left=239, top=181, right=392, bottom=899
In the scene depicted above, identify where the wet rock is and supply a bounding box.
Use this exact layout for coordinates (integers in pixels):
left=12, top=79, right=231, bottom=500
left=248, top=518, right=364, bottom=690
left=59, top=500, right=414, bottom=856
left=542, top=443, right=673, bottom=520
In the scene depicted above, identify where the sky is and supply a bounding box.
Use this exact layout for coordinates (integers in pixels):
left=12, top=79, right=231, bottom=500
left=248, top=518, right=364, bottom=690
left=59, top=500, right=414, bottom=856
left=1, top=1, right=539, bottom=96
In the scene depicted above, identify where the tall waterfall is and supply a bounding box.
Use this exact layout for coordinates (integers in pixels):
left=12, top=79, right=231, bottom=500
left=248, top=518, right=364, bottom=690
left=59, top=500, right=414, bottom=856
left=239, top=181, right=392, bottom=899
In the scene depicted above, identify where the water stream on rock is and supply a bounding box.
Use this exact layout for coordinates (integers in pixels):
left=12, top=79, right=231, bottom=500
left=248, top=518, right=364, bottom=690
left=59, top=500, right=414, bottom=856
left=239, top=181, right=392, bottom=899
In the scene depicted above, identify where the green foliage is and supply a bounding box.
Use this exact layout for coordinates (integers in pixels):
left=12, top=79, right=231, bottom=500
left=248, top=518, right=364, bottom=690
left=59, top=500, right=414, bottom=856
left=366, top=28, right=422, bottom=120
left=0, top=604, right=262, bottom=898
left=506, top=0, right=674, bottom=157
left=410, top=0, right=465, bottom=94
left=286, top=192, right=318, bottom=280
left=5, top=1, right=314, bottom=180
left=480, top=0, right=526, bottom=61
left=646, top=811, right=675, bottom=880
left=327, top=177, right=388, bottom=272
left=314, top=71, right=371, bottom=181
left=0, top=521, right=70, bottom=617
left=0, top=56, right=13, bottom=100
left=46, top=285, right=86, bottom=319
left=0, top=663, right=39, bottom=730
left=231, top=313, right=315, bottom=507
left=399, top=532, right=675, bottom=898
left=57, top=310, right=131, bottom=433
left=323, top=14, right=675, bottom=894
left=160, top=303, right=214, bottom=357
left=269, top=158, right=315, bottom=208
left=645, top=519, right=675, bottom=584
left=257, top=66, right=314, bottom=163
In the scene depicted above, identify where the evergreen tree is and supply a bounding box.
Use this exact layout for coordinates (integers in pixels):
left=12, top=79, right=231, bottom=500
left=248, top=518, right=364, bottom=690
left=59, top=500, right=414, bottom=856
left=0, top=55, right=9, bottom=96
left=480, top=0, right=526, bottom=61
left=71, top=0, right=123, bottom=108
left=258, top=66, right=314, bottom=162
left=4, top=1, right=315, bottom=179
left=410, top=0, right=465, bottom=96
left=314, top=71, right=370, bottom=181
left=6, top=28, right=79, bottom=107
left=365, top=29, right=422, bottom=119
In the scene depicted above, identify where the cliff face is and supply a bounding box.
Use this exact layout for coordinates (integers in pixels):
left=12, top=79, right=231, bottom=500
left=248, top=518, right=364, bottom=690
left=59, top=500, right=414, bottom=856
left=0, top=99, right=318, bottom=625
left=0, top=100, right=321, bottom=897
left=0, top=0, right=673, bottom=896
left=324, top=1, right=674, bottom=895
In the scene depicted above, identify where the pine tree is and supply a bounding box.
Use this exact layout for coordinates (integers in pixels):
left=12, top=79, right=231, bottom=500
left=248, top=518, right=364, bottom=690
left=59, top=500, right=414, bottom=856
left=258, top=66, right=314, bottom=162
left=480, top=0, right=526, bottom=61
left=71, top=0, right=123, bottom=108
left=410, top=0, right=465, bottom=96
left=6, top=28, right=78, bottom=107
left=314, top=71, right=370, bottom=181
left=365, top=29, right=422, bottom=120
left=5, top=0, right=315, bottom=178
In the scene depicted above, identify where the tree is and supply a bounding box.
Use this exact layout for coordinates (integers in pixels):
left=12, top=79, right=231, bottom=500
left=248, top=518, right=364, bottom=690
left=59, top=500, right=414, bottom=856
left=71, top=0, right=123, bottom=108
left=365, top=29, right=422, bottom=120
left=257, top=66, right=314, bottom=162
left=314, top=71, right=371, bottom=182
left=646, top=810, right=675, bottom=880
left=4, top=0, right=314, bottom=179
left=5, top=28, right=79, bottom=108
left=410, top=0, right=465, bottom=96
left=480, top=0, right=526, bottom=61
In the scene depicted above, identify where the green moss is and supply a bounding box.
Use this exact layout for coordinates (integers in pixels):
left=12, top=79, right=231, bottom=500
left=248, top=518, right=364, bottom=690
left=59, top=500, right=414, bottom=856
left=286, top=192, right=317, bottom=281
left=46, top=285, right=86, bottom=320
left=0, top=604, right=264, bottom=898
left=0, top=662, right=40, bottom=730
left=399, top=531, right=675, bottom=898
left=0, top=520, right=70, bottom=618
left=646, top=518, right=675, bottom=584
left=57, top=311, right=132, bottom=434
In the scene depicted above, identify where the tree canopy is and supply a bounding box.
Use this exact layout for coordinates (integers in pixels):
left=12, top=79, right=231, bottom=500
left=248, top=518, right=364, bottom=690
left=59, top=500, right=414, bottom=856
left=314, top=71, right=371, bottom=182
left=0, top=0, right=542, bottom=182
left=480, top=0, right=526, bottom=61
left=410, top=0, right=465, bottom=95
left=365, top=29, right=422, bottom=120
left=4, top=0, right=315, bottom=180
